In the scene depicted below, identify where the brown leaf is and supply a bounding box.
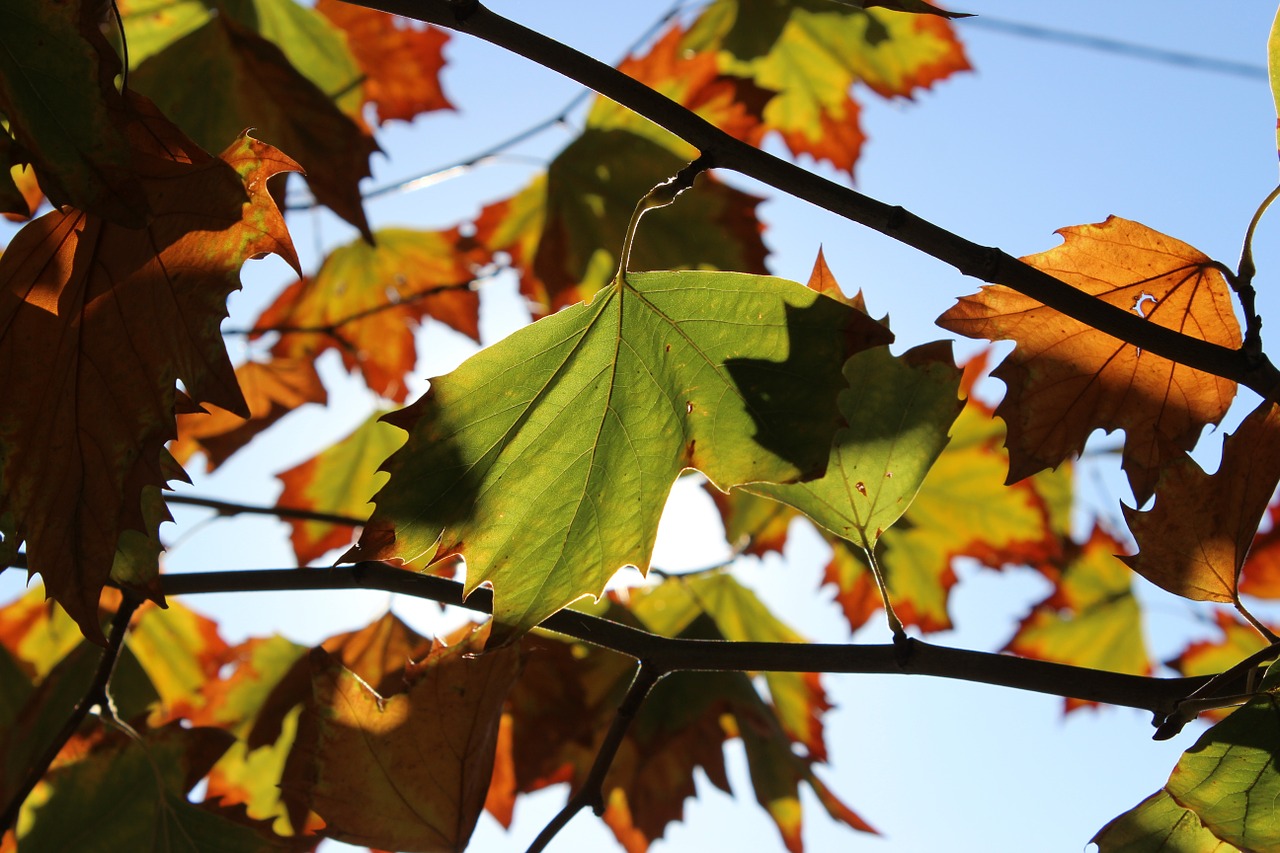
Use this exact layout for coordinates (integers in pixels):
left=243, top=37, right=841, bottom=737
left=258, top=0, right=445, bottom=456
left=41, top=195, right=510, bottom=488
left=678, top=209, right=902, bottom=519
left=1123, top=401, right=1280, bottom=603
left=315, top=0, right=453, bottom=125
left=281, top=628, right=520, bottom=853
left=0, top=93, right=301, bottom=640
left=938, top=216, right=1240, bottom=503
left=170, top=358, right=327, bottom=472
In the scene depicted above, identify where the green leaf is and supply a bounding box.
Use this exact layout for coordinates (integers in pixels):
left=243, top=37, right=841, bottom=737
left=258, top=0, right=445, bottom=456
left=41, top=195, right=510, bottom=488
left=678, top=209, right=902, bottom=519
left=1271, top=5, right=1280, bottom=161
left=744, top=340, right=964, bottom=553
left=348, top=269, right=891, bottom=638
left=1094, top=662, right=1280, bottom=852
left=118, top=0, right=214, bottom=67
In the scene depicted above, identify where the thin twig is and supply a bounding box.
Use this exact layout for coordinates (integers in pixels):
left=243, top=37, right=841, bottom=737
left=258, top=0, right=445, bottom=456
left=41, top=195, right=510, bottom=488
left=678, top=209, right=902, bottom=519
left=525, top=662, right=663, bottom=853
left=158, top=563, right=1228, bottom=719
left=167, top=494, right=366, bottom=528
left=349, top=0, right=1280, bottom=402
left=0, top=593, right=142, bottom=834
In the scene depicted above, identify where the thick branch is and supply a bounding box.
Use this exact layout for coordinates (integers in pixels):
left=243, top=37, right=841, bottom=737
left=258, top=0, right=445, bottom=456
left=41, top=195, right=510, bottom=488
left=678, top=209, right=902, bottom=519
left=160, top=564, right=1227, bottom=720
left=350, top=0, right=1280, bottom=401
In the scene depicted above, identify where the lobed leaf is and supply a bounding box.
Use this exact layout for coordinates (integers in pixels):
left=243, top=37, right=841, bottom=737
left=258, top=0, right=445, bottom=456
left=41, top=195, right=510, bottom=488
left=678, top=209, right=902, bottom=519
left=938, top=216, right=1241, bottom=504
left=346, top=269, right=890, bottom=639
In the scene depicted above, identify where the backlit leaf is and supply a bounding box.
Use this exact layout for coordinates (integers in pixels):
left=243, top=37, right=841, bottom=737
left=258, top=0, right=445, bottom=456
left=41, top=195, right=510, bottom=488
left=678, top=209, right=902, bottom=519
left=1004, top=527, right=1149, bottom=711
left=744, top=340, right=964, bottom=553
left=842, top=0, right=971, bottom=18
left=938, top=216, right=1241, bottom=503
left=1167, top=612, right=1277, bottom=722
left=170, top=358, right=327, bottom=472
left=346, top=270, right=890, bottom=639
left=684, top=0, right=970, bottom=172
left=0, top=0, right=147, bottom=224
left=474, top=129, right=768, bottom=312
left=254, top=227, right=480, bottom=402
left=1236, top=498, right=1280, bottom=599
left=1270, top=5, right=1280, bottom=160
left=316, top=0, right=454, bottom=124
left=127, top=600, right=232, bottom=722
left=117, top=0, right=213, bottom=67
left=281, top=628, right=520, bottom=853
left=130, top=11, right=376, bottom=239
left=275, top=412, right=406, bottom=565
left=0, top=103, right=299, bottom=639
left=705, top=482, right=802, bottom=557
left=1123, top=401, right=1280, bottom=603
left=1094, top=662, right=1280, bottom=852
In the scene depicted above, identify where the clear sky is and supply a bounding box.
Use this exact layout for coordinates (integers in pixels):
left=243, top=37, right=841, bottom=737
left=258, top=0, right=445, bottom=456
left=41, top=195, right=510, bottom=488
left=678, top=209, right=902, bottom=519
left=5, top=3, right=1279, bottom=852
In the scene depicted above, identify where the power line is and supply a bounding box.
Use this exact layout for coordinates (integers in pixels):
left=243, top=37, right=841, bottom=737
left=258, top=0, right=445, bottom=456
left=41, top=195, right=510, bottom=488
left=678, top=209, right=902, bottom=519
left=961, top=16, right=1268, bottom=81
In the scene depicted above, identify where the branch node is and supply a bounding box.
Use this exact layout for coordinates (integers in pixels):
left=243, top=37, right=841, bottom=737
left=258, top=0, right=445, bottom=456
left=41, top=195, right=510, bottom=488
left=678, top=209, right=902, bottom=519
left=448, top=0, right=480, bottom=23
left=893, top=633, right=915, bottom=669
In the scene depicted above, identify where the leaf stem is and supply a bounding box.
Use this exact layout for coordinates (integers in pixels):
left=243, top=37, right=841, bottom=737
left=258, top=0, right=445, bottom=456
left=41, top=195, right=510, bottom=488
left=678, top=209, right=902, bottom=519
left=1235, top=597, right=1280, bottom=645
left=524, top=662, right=663, bottom=853
left=862, top=543, right=906, bottom=642
left=1236, top=183, right=1280, bottom=359
left=347, top=0, right=1280, bottom=402
left=615, top=156, right=711, bottom=279
left=0, top=593, right=141, bottom=834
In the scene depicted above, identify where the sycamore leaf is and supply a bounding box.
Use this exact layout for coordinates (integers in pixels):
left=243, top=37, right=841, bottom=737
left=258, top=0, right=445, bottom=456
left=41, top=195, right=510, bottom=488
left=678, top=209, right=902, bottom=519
left=346, top=270, right=890, bottom=639
left=315, top=0, right=454, bottom=124
left=1237, top=498, right=1280, bottom=599
left=938, top=216, right=1241, bottom=504
left=744, top=340, right=964, bottom=553
left=0, top=134, right=42, bottom=222
left=474, top=129, right=768, bottom=312
left=274, top=412, right=405, bottom=565
left=1167, top=611, right=1277, bottom=724
left=281, top=628, right=520, bottom=853
left=116, top=0, right=214, bottom=67
left=127, top=600, right=233, bottom=723
left=0, top=0, right=147, bottom=224
left=0, top=585, right=91, bottom=679
left=170, top=358, right=327, bottom=473
left=21, top=722, right=291, bottom=852
left=1093, top=662, right=1280, bottom=852
left=253, top=228, right=481, bottom=402
left=1004, top=527, right=1149, bottom=712
left=130, top=10, right=377, bottom=239
left=824, top=397, right=1070, bottom=632
left=587, top=24, right=773, bottom=158
left=841, top=0, right=972, bottom=17
left=1123, top=401, right=1280, bottom=604
left=706, top=482, right=802, bottom=557
left=684, top=0, right=970, bottom=172
left=0, top=100, right=300, bottom=641
left=1271, top=6, right=1280, bottom=160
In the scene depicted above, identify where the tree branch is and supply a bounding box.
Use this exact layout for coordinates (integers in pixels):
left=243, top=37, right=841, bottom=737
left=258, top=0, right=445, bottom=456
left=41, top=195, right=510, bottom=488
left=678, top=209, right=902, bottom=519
left=159, top=563, right=1229, bottom=721
left=167, top=494, right=366, bottom=527
left=348, top=0, right=1280, bottom=401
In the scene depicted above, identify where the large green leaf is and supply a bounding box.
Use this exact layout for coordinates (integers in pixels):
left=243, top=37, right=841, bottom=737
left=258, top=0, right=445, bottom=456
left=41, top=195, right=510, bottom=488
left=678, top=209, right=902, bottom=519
left=744, top=341, right=963, bottom=553
left=347, top=270, right=891, bottom=638
left=1094, top=662, right=1280, bottom=852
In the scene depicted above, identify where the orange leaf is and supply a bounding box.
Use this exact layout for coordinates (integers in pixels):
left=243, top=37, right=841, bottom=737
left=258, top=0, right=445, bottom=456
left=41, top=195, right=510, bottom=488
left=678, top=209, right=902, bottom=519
left=938, top=216, right=1240, bottom=503
left=253, top=228, right=480, bottom=402
left=315, top=0, right=453, bottom=125
left=170, top=358, right=327, bottom=472
left=1239, top=499, right=1280, bottom=599
left=281, top=629, right=520, bottom=853
left=0, top=94, right=301, bottom=641
left=1123, top=401, right=1280, bottom=603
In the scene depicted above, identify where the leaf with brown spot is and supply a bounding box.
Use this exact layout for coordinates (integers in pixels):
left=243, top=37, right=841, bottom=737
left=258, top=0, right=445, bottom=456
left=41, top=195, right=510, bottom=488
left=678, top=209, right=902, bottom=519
left=1124, top=401, right=1280, bottom=604
left=938, top=216, right=1241, bottom=503
left=280, top=627, right=520, bottom=853
left=315, top=0, right=453, bottom=125
left=253, top=228, right=480, bottom=402
left=171, top=358, right=327, bottom=472
left=0, top=96, right=300, bottom=639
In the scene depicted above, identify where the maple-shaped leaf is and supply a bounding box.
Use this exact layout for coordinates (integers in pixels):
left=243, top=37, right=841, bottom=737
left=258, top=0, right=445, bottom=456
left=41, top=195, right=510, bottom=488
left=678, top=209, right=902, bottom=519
left=1093, top=662, right=1280, bottom=852
left=744, top=340, right=964, bottom=554
left=345, top=269, right=890, bottom=640
left=127, top=600, right=233, bottom=723
left=0, top=93, right=301, bottom=641
left=684, top=0, right=970, bottom=173
left=823, top=396, right=1070, bottom=632
left=21, top=721, right=292, bottom=852
left=1004, top=527, right=1149, bottom=712
left=938, top=216, right=1241, bottom=503
left=1123, top=400, right=1280, bottom=604
left=0, top=0, right=148, bottom=224
left=315, top=0, right=454, bottom=125
left=474, top=129, right=768, bottom=312
left=281, top=627, right=520, bottom=853
left=836, top=0, right=972, bottom=18
left=170, top=357, right=327, bottom=472
left=254, top=227, right=480, bottom=402
left=587, top=23, right=773, bottom=157
left=1236, top=498, right=1280, bottom=598
left=130, top=9, right=377, bottom=239
left=706, top=481, right=803, bottom=557
left=116, top=0, right=213, bottom=67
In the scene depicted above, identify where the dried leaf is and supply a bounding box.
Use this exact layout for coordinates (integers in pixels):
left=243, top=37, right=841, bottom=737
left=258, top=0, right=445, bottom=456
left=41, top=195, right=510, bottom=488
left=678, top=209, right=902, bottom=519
left=938, top=217, right=1241, bottom=503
